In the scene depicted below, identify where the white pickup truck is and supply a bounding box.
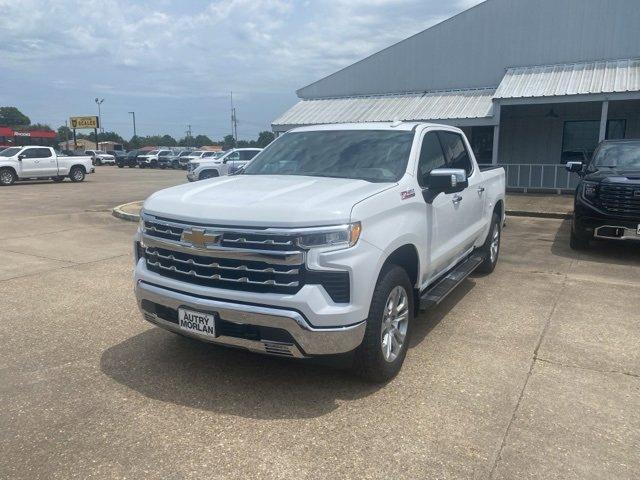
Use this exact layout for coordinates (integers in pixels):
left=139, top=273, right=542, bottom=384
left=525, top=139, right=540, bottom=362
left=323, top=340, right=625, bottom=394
left=0, top=146, right=94, bottom=186
left=134, top=123, right=505, bottom=381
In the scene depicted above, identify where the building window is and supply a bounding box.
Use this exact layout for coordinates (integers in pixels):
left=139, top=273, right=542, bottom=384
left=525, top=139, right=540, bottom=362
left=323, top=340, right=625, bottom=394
left=561, top=120, right=626, bottom=163
left=469, top=126, right=494, bottom=164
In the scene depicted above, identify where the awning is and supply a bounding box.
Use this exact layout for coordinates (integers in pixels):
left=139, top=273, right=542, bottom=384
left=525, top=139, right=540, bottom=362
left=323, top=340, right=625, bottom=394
left=272, top=88, right=496, bottom=130
left=494, top=58, right=640, bottom=100
left=0, top=127, right=14, bottom=137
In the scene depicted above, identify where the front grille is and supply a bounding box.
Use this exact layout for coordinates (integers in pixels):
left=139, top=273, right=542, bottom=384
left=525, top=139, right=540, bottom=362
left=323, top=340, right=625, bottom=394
left=141, top=215, right=350, bottom=302
left=598, top=184, right=640, bottom=216
left=145, top=246, right=302, bottom=294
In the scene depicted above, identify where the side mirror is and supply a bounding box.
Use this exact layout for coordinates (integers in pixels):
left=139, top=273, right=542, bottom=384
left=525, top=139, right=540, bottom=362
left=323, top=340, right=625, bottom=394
left=17, top=154, right=25, bottom=161
left=566, top=161, right=584, bottom=174
left=422, top=168, right=468, bottom=203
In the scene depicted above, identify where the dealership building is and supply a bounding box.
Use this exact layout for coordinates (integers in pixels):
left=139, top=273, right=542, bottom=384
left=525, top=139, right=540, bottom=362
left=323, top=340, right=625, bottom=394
left=272, top=0, right=640, bottom=192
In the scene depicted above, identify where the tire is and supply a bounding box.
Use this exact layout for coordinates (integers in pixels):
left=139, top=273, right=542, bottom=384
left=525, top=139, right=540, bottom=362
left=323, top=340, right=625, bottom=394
left=69, top=166, right=85, bottom=182
left=118, top=164, right=124, bottom=168
left=199, top=170, right=219, bottom=180
left=0, top=168, right=17, bottom=186
left=476, top=212, right=501, bottom=274
left=52, top=176, right=64, bottom=183
left=570, top=225, right=590, bottom=250
left=352, top=264, right=414, bottom=383
left=150, top=160, right=157, bottom=169
left=95, top=159, right=102, bottom=166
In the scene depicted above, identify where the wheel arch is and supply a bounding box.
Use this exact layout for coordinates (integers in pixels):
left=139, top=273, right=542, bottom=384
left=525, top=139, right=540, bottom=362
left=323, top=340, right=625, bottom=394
left=71, top=164, right=87, bottom=173
left=379, top=244, right=420, bottom=290
left=0, top=165, right=18, bottom=176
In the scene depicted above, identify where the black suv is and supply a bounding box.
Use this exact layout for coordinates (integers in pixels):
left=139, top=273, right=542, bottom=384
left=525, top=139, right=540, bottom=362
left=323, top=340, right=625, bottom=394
left=567, top=139, right=640, bottom=249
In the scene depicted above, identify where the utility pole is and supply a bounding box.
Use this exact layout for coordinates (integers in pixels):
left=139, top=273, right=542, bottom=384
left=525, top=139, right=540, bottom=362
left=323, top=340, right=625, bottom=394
left=128, top=111, right=137, bottom=138
left=65, top=120, right=70, bottom=150
left=186, top=124, right=192, bottom=147
left=230, top=91, right=238, bottom=144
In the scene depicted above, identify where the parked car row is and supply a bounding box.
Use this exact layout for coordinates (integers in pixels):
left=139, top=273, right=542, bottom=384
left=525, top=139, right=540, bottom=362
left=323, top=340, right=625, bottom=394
left=186, top=148, right=262, bottom=181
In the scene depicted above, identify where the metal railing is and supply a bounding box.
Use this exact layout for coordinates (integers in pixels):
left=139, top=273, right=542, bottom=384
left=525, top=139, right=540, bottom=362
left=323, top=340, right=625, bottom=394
left=481, top=163, right=580, bottom=194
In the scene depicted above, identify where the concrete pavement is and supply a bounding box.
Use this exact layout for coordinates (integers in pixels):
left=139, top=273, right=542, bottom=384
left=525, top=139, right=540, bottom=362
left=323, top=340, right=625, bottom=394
left=1, top=168, right=639, bottom=479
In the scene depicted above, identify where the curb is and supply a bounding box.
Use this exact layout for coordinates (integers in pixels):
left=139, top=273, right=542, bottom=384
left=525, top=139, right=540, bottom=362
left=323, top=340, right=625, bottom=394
left=506, top=210, right=572, bottom=220
left=112, top=201, right=142, bottom=222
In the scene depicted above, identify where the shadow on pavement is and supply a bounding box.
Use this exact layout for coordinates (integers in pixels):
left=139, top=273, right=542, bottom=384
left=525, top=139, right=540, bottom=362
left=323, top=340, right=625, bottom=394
left=551, top=219, right=640, bottom=266
left=100, top=327, right=381, bottom=419
left=100, top=279, right=472, bottom=420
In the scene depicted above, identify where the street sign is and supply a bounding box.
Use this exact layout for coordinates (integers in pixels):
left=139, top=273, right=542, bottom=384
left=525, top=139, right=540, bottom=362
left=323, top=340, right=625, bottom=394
left=69, top=116, right=99, bottom=129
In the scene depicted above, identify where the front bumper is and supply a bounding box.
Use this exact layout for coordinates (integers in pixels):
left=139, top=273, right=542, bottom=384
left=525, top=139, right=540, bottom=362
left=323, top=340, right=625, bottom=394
left=574, top=200, right=640, bottom=241
left=135, top=280, right=366, bottom=357
left=186, top=171, right=198, bottom=181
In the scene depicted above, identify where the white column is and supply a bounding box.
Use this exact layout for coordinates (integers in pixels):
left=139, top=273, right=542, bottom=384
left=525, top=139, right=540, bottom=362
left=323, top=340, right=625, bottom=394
left=598, top=100, right=609, bottom=142
left=491, top=102, right=501, bottom=165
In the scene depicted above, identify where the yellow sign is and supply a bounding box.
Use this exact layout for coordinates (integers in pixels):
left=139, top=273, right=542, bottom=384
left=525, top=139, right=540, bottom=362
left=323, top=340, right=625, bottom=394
left=69, top=116, right=99, bottom=129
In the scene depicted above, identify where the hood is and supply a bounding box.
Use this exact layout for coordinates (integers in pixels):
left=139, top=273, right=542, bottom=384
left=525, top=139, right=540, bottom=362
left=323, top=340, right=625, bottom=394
left=585, top=168, right=640, bottom=182
left=143, top=175, right=394, bottom=227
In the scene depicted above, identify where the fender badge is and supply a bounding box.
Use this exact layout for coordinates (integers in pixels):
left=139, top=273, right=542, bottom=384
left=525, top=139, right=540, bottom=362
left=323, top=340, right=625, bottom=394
left=401, top=189, right=415, bottom=200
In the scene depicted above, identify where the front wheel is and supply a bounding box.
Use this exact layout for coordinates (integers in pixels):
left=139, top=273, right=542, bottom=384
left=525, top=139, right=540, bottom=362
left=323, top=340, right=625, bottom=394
left=69, top=166, right=85, bottom=182
left=570, top=226, right=590, bottom=250
left=199, top=170, right=219, bottom=180
left=353, top=265, right=413, bottom=383
left=0, top=168, right=17, bottom=186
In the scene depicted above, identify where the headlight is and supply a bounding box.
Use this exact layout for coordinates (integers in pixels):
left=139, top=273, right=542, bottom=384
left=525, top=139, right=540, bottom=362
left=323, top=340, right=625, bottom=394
left=582, top=181, right=599, bottom=200
left=297, top=222, right=361, bottom=249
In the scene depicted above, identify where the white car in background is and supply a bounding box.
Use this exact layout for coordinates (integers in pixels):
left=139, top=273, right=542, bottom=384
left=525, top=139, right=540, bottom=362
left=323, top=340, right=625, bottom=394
left=85, top=149, right=115, bottom=166
left=137, top=149, right=173, bottom=169
left=187, top=148, right=262, bottom=181
left=0, top=146, right=94, bottom=185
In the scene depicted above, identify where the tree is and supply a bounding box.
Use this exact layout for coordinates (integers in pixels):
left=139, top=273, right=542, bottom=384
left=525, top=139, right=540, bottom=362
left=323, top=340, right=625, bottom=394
left=0, top=106, right=30, bottom=127
left=160, top=134, right=177, bottom=147
left=26, top=123, right=53, bottom=131
left=255, top=130, right=275, bottom=148
left=222, top=135, right=236, bottom=150
left=194, top=134, right=214, bottom=147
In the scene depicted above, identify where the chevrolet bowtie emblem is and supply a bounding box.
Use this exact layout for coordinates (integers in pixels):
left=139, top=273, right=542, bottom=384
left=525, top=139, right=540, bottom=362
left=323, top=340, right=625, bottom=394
left=181, top=228, right=221, bottom=248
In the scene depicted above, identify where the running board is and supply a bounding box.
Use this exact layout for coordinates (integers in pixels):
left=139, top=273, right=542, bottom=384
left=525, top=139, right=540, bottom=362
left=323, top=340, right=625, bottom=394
left=419, top=255, right=484, bottom=310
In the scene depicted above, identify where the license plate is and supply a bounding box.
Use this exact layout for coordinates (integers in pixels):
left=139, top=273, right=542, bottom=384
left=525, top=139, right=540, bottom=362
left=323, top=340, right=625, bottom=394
left=178, top=308, right=217, bottom=338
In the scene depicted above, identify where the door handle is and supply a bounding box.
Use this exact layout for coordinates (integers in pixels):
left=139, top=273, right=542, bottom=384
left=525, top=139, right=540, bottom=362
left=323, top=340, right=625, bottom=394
left=452, top=194, right=463, bottom=205
left=477, top=187, right=485, bottom=194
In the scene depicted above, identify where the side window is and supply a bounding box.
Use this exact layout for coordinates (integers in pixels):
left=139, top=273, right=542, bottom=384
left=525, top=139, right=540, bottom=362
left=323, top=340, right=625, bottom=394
left=437, top=131, right=472, bottom=175
left=417, top=132, right=446, bottom=186
left=23, top=148, right=49, bottom=158
left=226, top=151, right=240, bottom=162
left=38, top=148, right=52, bottom=158
left=240, top=150, right=258, bottom=161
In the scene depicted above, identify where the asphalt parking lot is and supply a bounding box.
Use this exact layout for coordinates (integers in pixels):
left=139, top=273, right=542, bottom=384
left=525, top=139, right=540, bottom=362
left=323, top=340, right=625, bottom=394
left=1, top=167, right=639, bottom=479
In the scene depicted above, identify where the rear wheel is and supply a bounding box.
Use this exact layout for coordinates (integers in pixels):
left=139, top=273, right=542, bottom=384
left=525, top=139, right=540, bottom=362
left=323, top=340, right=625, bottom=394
left=52, top=176, right=65, bottom=183
left=69, top=166, right=85, bottom=182
left=476, top=212, right=501, bottom=274
left=353, top=265, right=413, bottom=383
left=0, top=168, right=17, bottom=186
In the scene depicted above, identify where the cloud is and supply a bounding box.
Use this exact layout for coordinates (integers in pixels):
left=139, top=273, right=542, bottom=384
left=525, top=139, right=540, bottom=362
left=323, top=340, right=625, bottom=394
left=0, top=0, right=485, bottom=137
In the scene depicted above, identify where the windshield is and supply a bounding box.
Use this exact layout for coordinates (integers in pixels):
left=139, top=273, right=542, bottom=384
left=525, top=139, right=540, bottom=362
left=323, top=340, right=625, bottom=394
left=244, top=130, right=414, bottom=182
left=589, top=142, right=640, bottom=171
left=191, top=151, right=203, bottom=156
left=203, top=152, right=220, bottom=157
left=147, top=150, right=158, bottom=155
left=0, top=147, right=22, bottom=157
left=179, top=151, right=191, bottom=156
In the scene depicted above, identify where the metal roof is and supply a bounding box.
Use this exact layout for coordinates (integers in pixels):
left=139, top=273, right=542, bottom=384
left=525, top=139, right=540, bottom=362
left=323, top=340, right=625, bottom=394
left=494, top=58, right=640, bottom=99
left=272, top=88, right=495, bottom=127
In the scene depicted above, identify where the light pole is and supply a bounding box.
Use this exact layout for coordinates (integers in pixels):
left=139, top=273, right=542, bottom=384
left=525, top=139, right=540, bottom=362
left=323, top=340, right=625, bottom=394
left=94, top=98, right=104, bottom=135
left=128, top=111, right=137, bottom=138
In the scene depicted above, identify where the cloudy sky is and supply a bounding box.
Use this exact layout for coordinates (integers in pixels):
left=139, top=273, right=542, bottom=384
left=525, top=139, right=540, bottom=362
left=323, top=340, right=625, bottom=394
left=0, top=0, right=482, bottom=141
